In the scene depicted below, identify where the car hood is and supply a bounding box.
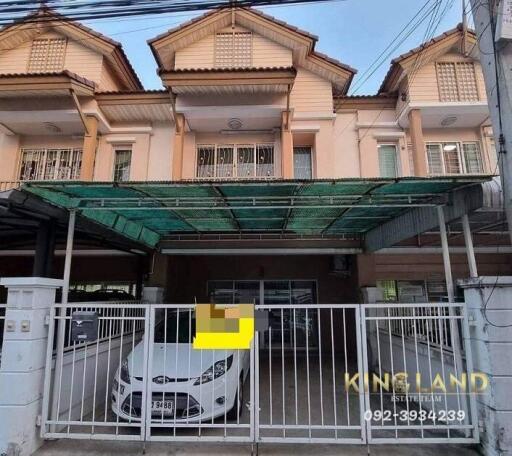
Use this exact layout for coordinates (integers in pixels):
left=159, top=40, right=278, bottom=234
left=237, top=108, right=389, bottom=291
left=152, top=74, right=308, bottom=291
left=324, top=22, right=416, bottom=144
left=127, top=342, right=234, bottom=380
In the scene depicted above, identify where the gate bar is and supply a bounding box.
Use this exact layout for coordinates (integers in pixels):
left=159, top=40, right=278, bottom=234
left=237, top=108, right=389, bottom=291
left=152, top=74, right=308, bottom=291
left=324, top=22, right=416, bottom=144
left=50, top=209, right=76, bottom=426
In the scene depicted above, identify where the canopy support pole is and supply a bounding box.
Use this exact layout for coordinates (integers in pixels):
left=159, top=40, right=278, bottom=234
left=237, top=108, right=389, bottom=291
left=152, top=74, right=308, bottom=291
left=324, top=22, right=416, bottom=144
left=50, top=209, right=76, bottom=428
left=437, top=206, right=455, bottom=302
left=462, top=214, right=478, bottom=278
left=437, top=206, right=469, bottom=434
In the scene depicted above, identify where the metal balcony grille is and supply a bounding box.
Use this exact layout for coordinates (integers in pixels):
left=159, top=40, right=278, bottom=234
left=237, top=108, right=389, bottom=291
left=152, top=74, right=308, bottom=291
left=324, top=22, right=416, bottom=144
left=19, top=148, right=82, bottom=181
left=28, top=38, right=66, bottom=73
left=196, top=144, right=274, bottom=179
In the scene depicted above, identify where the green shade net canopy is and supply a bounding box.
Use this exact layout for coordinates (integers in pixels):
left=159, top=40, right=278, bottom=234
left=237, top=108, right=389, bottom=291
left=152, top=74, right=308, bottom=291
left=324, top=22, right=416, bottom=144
left=21, top=177, right=489, bottom=248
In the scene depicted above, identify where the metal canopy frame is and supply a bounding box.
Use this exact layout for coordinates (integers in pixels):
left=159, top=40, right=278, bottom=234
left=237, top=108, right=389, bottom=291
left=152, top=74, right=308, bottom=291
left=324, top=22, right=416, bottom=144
left=20, top=177, right=489, bottom=248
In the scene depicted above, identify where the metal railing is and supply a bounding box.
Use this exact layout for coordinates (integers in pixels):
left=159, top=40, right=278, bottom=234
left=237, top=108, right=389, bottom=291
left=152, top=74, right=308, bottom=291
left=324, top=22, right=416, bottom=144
left=39, top=302, right=478, bottom=446
left=361, top=303, right=478, bottom=444
left=0, top=303, right=6, bottom=368
left=0, top=181, right=21, bottom=192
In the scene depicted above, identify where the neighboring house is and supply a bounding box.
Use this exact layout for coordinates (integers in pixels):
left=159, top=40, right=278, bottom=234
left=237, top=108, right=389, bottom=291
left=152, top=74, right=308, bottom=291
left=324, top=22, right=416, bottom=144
left=0, top=6, right=509, bottom=456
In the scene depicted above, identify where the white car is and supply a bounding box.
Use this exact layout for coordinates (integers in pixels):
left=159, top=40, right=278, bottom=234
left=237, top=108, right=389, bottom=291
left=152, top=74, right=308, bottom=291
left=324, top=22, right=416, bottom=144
left=111, top=311, right=250, bottom=423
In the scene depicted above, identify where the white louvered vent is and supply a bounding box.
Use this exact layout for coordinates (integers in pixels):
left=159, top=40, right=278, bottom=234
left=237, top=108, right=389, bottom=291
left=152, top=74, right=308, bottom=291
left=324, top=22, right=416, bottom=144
left=28, top=38, right=66, bottom=72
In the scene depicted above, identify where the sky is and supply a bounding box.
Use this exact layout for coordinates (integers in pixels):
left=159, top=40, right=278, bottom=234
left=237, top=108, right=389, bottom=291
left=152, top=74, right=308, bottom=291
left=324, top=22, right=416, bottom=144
left=79, top=0, right=467, bottom=93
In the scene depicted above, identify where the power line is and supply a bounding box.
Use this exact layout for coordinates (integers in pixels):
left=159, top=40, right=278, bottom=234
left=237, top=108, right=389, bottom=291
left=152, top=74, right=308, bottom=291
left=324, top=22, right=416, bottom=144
left=0, top=0, right=346, bottom=25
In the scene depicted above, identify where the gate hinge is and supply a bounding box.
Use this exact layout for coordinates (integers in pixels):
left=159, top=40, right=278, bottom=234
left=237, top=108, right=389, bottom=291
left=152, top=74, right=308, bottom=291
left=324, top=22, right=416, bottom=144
left=36, top=415, right=42, bottom=427
left=44, top=314, right=50, bottom=326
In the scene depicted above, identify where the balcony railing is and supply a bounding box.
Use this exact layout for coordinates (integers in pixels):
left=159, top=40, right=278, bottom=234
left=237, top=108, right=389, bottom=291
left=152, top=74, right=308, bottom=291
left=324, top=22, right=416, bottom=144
left=0, top=182, right=21, bottom=192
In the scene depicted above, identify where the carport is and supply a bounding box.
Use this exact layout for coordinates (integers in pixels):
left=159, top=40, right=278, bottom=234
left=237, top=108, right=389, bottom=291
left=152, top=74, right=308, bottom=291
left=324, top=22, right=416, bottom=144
left=0, top=177, right=490, bottom=453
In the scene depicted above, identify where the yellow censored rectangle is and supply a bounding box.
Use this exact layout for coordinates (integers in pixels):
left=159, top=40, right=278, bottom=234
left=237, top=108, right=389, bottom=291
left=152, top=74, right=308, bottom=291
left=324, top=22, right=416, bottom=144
left=193, top=303, right=255, bottom=350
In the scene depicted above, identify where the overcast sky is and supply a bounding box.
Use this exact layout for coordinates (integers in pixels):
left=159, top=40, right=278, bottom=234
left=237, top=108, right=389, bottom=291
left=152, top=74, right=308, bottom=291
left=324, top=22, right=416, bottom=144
left=81, top=0, right=466, bottom=93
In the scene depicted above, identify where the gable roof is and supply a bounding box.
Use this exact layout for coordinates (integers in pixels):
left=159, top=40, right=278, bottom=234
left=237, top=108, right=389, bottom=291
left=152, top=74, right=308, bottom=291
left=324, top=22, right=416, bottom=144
left=0, top=7, right=143, bottom=91
left=149, top=6, right=356, bottom=94
left=379, top=24, right=478, bottom=94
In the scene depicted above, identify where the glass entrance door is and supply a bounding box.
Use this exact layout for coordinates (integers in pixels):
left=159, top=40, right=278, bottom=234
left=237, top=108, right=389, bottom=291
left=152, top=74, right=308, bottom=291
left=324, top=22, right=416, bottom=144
left=207, top=280, right=318, bottom=350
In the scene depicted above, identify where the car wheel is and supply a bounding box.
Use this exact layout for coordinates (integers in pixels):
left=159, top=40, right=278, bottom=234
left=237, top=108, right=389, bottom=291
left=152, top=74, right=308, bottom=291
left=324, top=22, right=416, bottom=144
left=227, top=374, right=243, bottom=420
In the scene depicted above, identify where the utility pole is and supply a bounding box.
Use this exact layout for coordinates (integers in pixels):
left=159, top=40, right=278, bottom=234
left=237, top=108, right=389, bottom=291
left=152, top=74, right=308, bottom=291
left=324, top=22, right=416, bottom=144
left=469, top=0, right=512, bottom=246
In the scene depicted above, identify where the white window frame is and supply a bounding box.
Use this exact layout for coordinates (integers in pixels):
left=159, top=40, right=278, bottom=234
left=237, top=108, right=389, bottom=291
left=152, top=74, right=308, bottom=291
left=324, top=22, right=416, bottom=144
left=18, top=148, right=82, bottom=181
left=196, top=143, right=275, bottom=179
left=425, top=141, right=484, bottom=175
left=377, top=143, right=400, bottom=178
left=112, top=147, right=132, bottom=182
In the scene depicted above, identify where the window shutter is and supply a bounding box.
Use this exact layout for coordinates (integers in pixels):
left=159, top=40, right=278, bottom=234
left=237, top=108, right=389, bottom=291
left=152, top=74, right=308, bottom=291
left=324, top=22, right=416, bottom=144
left=378, top=145, right=398, bottom=178
left=426, top=144, right=443, bottom=175
left=463, top=143, right=483, bottom=173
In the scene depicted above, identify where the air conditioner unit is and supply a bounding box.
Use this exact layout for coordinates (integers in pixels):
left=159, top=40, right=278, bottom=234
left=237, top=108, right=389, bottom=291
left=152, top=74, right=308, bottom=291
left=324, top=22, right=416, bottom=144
left=329, top=255, right=351, bottom=277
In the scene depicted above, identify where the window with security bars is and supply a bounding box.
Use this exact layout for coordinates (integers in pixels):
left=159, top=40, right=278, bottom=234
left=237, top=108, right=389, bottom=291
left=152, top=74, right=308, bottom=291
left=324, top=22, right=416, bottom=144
left=113, top=149, right=132, bottom=182
left=437, top=62, right=479, bottom=102
left=28, top=38, right=66, bottom=72
left=196, top=144, right=274, bottom=179
left=214, top=32, right=252, bottom=68
left=18, top=148, right=82, bottom=181
left=378, top=144, right=398, bottom=178
left=426, top=142, right=484, bottom=175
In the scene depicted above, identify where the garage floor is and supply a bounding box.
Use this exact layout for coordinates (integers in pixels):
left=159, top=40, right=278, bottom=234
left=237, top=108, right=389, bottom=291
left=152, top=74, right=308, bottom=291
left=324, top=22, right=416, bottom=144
left=34, top=439, right=480, bottom=455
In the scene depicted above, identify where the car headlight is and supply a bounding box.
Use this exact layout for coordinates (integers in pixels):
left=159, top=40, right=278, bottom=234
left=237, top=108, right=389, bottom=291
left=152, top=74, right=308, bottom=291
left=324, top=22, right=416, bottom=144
left=194, top=355, right=233, bottom=386
left=120, top=358, right=131, bottom=384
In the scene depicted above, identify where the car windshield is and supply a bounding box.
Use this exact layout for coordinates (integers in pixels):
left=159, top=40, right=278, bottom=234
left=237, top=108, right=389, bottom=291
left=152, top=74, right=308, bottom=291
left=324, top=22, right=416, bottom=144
left=154, top=311, right=196, bottom=343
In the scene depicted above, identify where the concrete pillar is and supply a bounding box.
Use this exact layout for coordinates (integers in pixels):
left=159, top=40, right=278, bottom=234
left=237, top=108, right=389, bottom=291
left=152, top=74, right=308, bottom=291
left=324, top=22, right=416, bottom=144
left=281, top=111, right=293, bottom=179
left=0, top=277, right=63, bottom=456
left=459, top=277, right=512, bottom=456
left=408, top=109, right=428, bottom=177
left=80, top=116, right=98, bottom=181
left=172, top=114, right=185, bottom=181
left=32, top=220, right=56, bottom=278
left=142, top=286, right=164, bottom=304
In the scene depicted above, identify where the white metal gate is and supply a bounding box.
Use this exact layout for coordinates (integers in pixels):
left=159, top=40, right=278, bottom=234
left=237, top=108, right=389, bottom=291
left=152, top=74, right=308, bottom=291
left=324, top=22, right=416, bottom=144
left=40, top=302, right=479, bottom=446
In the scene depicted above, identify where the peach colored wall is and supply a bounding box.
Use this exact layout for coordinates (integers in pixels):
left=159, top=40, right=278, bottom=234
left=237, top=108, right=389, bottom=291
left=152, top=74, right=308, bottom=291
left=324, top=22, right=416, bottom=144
left=290, top=68, right=333, bottom=114
left=332, top=112, right=360, bottom=178
left=409, top=53, right=487, bottom=103
left=174, top=25, right=293, bottom=70
left=95, top=132, right=160, bottom=181
left=0, top=31, right=107, bottom=88
left=0, top=133, right=20, bottom=182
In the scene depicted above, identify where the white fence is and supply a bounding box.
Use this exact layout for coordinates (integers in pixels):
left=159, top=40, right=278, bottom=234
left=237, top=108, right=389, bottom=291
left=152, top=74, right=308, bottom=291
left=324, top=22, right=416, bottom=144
left=40, top=302, right=479, bottom=446
left=0, top=303, right=6, bottom=368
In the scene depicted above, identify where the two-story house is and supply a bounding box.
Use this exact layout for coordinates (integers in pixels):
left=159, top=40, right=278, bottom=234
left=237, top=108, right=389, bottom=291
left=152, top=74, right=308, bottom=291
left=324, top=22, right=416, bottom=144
left=0, top=6, right=508, bottom=455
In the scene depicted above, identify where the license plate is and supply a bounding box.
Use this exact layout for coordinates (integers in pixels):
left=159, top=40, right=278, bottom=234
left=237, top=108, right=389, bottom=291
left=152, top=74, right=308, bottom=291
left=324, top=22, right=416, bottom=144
left=152, top=400, right=174, bottom=415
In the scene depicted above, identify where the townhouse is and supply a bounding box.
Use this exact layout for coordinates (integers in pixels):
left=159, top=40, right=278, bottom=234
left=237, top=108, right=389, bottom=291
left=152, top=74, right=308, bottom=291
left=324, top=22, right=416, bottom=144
left=0, top=5, right=509, bottom=456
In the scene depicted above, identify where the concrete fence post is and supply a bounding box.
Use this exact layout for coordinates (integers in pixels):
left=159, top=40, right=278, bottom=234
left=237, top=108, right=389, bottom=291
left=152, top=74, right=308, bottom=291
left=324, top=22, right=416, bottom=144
left=0, top=277, right=62, bottom=456
left=459, top=276, right=512, bottom=456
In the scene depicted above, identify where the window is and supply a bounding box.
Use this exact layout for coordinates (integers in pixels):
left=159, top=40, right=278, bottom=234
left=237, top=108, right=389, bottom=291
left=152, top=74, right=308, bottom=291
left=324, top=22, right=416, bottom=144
left=215, top=32, right=252, bottom=68
left=18, top=148, right=82, bottom=181
left=462, top=142, right=484, bottom=173
left=196, top=144, right=274, bottom=179
left=293, top=147, right=313, bottom=179
left=436, top=62, right=479, bottom=102
left=378, top=144, right=398, bottom=178
left=113, top=148, right=132, bottom=182
left=426, top=142, right=484, bottom=175
left=28, top=38, right=66, bottom=72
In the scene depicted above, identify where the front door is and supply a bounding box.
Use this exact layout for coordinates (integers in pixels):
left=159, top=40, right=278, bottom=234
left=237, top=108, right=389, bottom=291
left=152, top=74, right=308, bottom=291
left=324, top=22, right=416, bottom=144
left=207, top=280, right=318, bottom=350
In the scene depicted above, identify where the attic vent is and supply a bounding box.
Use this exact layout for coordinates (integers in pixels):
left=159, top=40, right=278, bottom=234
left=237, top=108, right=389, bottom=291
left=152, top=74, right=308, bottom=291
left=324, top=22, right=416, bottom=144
left=214, top=32, right=252, bottom=68
left=436, top=62, right=479, bottom=102
left=28, top=38, right=66, bottom=73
